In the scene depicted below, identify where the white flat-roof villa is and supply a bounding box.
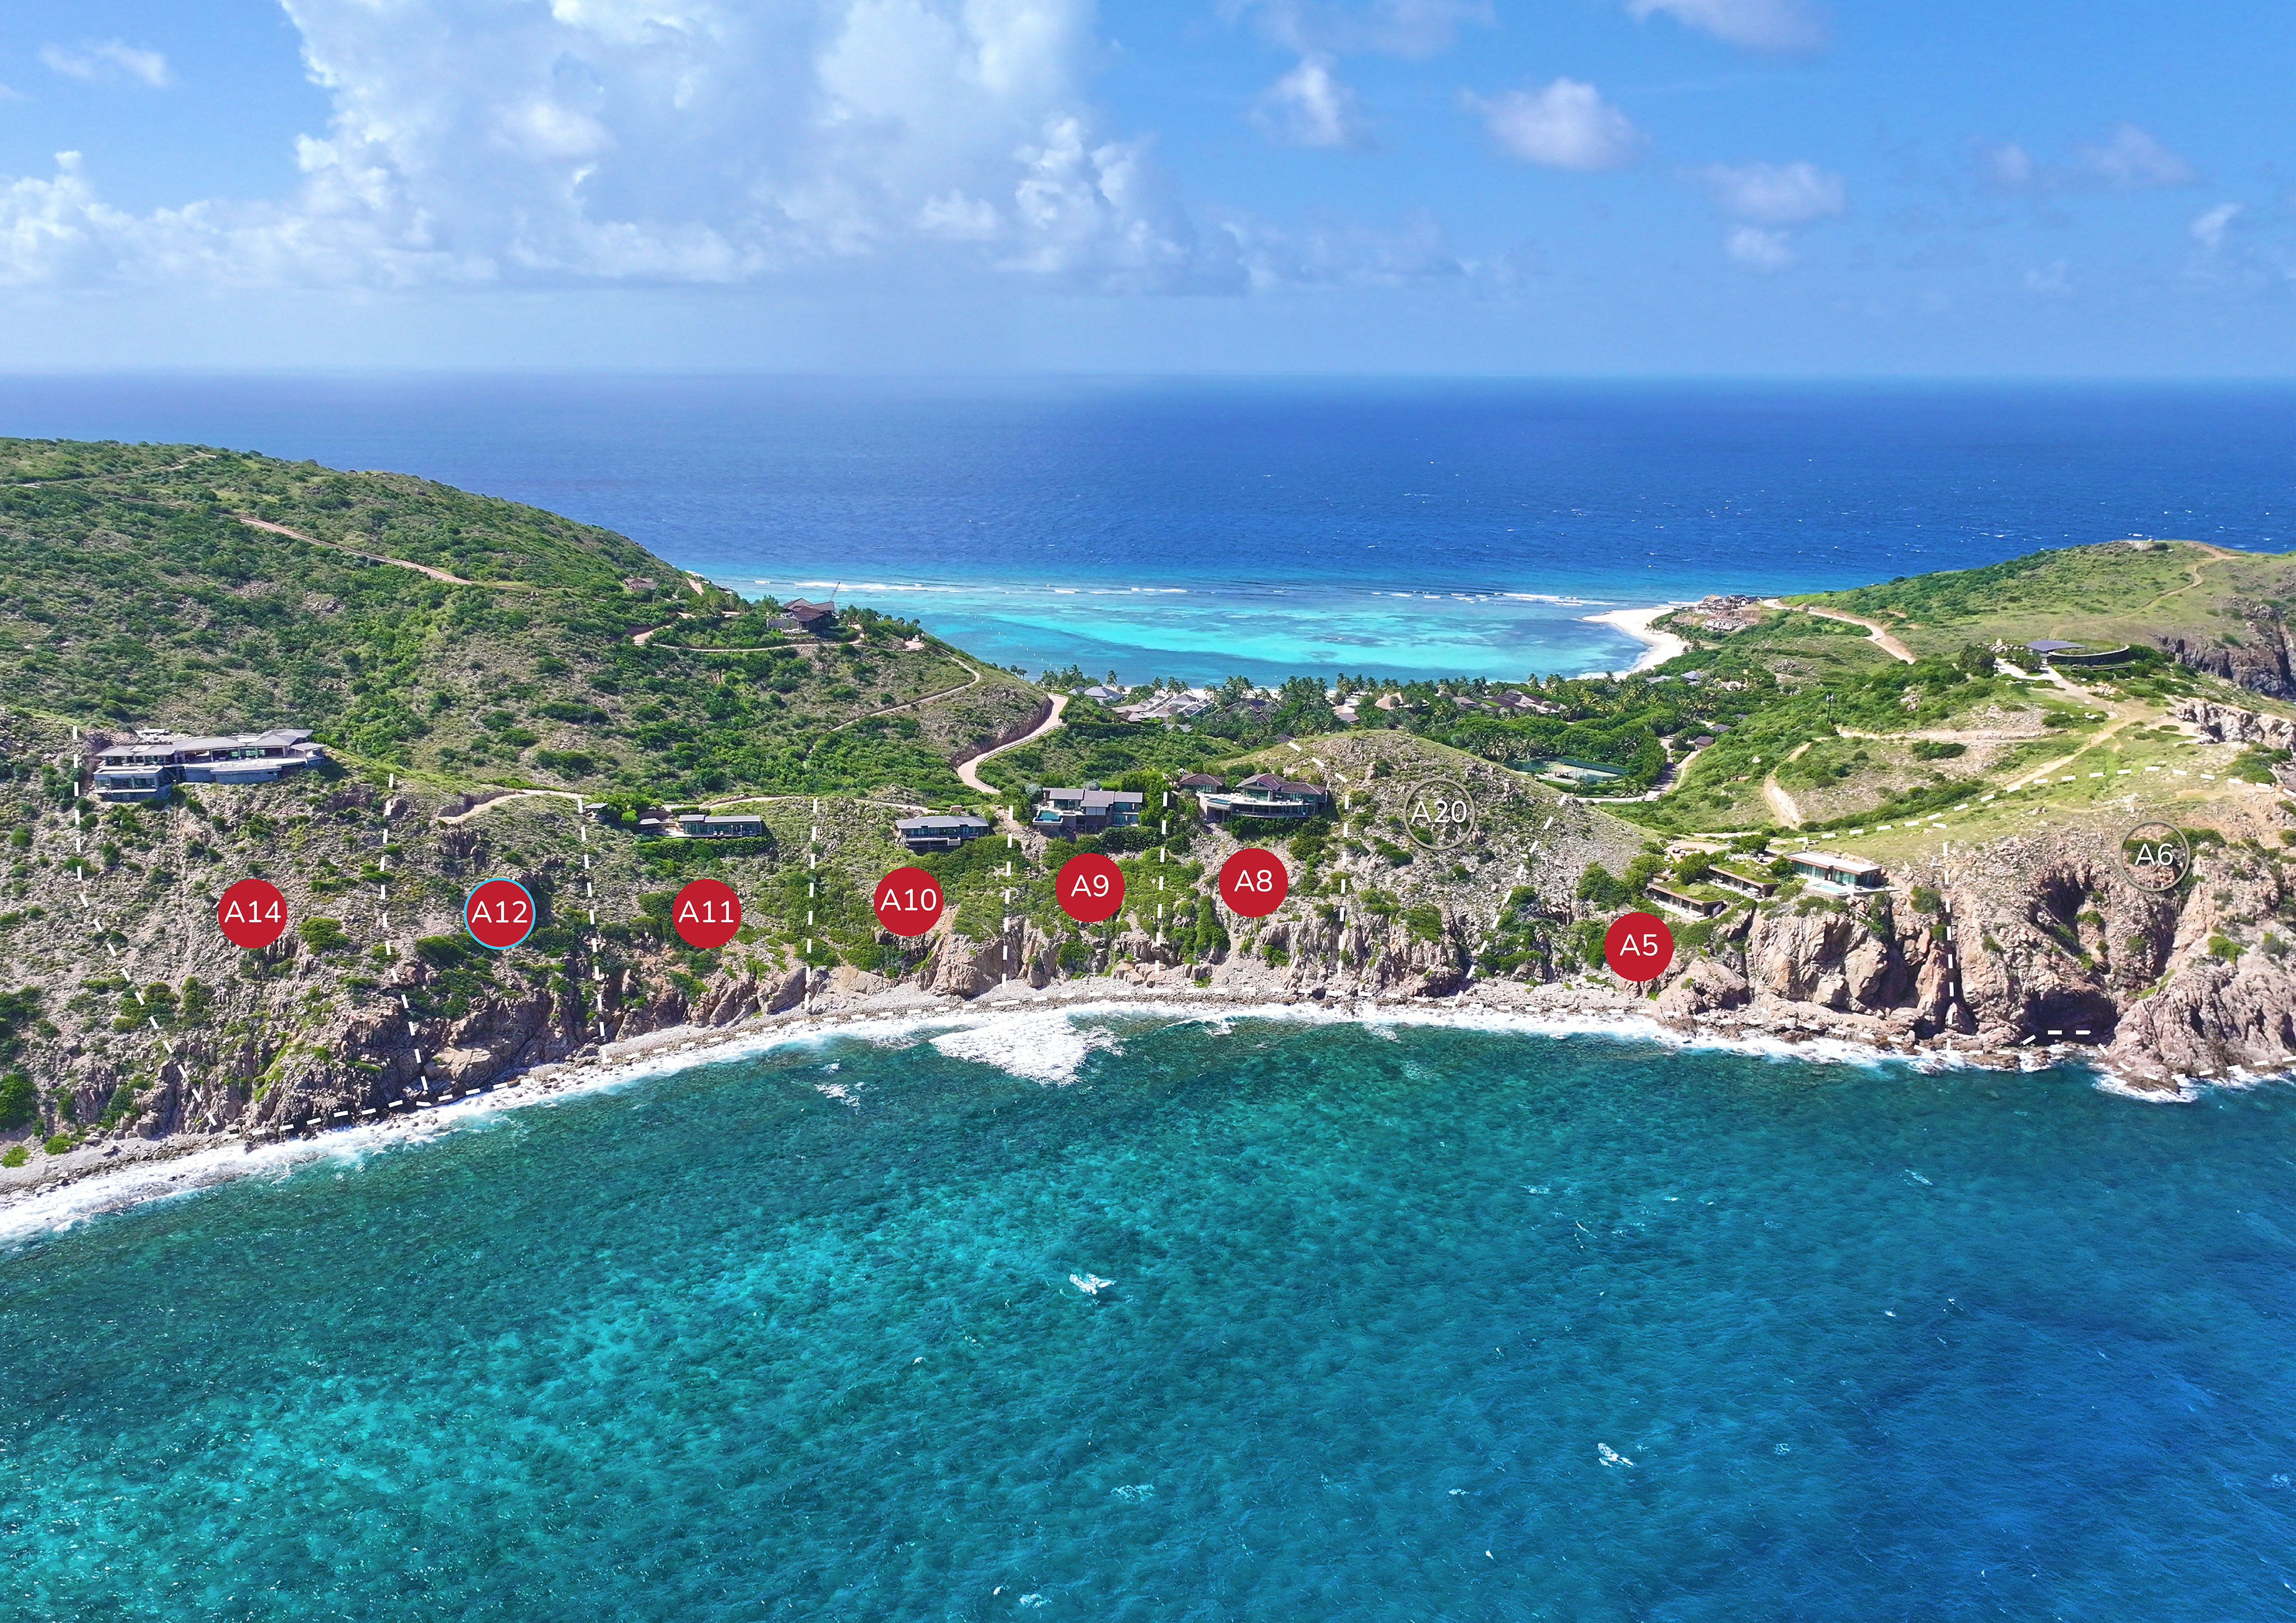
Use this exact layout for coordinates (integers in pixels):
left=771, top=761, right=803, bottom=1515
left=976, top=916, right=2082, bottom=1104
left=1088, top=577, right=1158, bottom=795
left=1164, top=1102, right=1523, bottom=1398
left=92, top=728, right=326, bottom=802
left=1789, top=850, right=1887, bottom=895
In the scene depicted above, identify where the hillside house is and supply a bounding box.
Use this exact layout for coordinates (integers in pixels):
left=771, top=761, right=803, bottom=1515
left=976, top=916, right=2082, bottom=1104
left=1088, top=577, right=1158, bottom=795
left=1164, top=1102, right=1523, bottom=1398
left=92, top=728, right=326, bottom=802
left=674, top=812, right=765, bottom=839
left=1789, top=850, right=1887, bottom=894
left=1706, top=866, right=1779, bottom=900
left=784, top=598, right=837, bottom=631
left=1034, top=787, right=1145, bottom=838
left=1645, top=884, right=1724, bottom=919
left=896, top=813, right=992, bottom=852
left=1200, top=774, right=1328, bottom=820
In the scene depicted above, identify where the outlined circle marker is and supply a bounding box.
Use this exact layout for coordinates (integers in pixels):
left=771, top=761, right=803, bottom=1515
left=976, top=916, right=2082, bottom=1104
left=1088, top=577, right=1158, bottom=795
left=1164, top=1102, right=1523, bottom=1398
left=1219, top=847, right=1289, bottom=917
left=873, top=867, right=945, bottom=937
left=2121, top=821, right=2192, bottom=893
left=1056, top=852, right=1124, bottom=924
left=216, top=878, right=288, bottom=950
left=1402, top=776, right=1478, bottom=850
left=464, top=878, right=537, bottom=951
left=672, top=878, right=742, bottom=949
left=1604, top=912, right=1675, bottom=983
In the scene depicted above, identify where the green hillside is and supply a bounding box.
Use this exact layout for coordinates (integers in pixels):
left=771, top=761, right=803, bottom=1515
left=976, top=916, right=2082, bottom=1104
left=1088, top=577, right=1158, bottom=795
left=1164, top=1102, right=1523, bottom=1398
left=0, top=440, right=1043, bottom=802
left=1798, top=539, right=2296, bottom=701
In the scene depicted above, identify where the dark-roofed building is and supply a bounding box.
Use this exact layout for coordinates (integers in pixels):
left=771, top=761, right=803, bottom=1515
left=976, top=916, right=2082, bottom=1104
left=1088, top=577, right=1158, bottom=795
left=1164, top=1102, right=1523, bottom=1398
left=1200, top=775, right=1328, bottom=820
left=1174, top=772, right=1223, bottom=790
left=674, top=812, right=766, bottom=839
left=1033, top=787, right=1146, bottom=837
left=896, top=813, right=992, bottom=852
left=784, top=598, right=837, bottom=629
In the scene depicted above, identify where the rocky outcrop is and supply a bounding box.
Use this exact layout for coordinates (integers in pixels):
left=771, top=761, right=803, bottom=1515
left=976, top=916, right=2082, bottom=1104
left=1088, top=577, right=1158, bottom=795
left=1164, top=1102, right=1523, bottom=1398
left=2109, top=958, right=2296, bottom=1085
left=2157, top=603, right=2296, bottom=701
left=2173, top=697, right=2296, bottom=751
left=1655, top=958, right=1749, bottom=1018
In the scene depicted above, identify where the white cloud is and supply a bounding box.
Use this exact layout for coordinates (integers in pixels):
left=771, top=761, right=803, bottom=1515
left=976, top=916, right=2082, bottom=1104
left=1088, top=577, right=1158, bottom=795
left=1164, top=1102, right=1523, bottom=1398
left=1724, top=224, right=1793, bottom=271
left=0, top=0, right=1240, bottom=294
left=1230, top=0, right=1492, bottom=61
left=2077, top=122, right=2197, bottom=190
left=2022, top=260, right=2071, bottom=295
left=1980, top=141, right=2035, bottom=190
left=1622, top=0, right=1827, bottom=53
left=1253, top=56, right=1371, bottom=149
left=1695, top=159, right=1843, bottom=271
left=1696, top=159, right=1845, bottom=225
left=39, top=40, right=173, bottom=89
left=1462, top=78, right=1644, bottom=172
left=2189, top=202, right=2242, bottom=252
left=1983, top=124, right=2198, bottom=194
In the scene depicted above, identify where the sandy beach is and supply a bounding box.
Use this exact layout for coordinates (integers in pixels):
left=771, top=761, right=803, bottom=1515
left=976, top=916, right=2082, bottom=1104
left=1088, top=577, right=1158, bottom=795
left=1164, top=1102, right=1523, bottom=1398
left=1583, top=605, right=1688, bottom=675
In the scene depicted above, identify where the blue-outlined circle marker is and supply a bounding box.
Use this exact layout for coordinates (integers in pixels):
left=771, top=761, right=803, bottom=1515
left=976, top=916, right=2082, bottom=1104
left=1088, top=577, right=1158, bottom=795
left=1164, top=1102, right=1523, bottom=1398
left=464, top=877, right=538, bottom=950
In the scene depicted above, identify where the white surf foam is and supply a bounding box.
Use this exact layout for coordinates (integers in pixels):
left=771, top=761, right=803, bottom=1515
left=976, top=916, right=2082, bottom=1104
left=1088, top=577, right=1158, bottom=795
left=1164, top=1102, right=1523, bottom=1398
left=931, top=1009, right=1124, bottom=1086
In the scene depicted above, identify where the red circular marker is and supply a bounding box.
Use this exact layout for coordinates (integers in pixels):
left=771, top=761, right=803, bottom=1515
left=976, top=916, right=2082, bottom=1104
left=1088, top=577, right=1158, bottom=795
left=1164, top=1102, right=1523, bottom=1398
left=1219, top=847, right=1289, bottom=918
left=1604, top=911, right=1675, bottom=983
left=672, top=878, right=742, bottom=949
left=873, top=866, right=945, bottom=937
left=216, top=877, right=288, bottom=950
left=464, top=878, right=537, bottom=951
left=1056, top=852, right=1124, bottom=924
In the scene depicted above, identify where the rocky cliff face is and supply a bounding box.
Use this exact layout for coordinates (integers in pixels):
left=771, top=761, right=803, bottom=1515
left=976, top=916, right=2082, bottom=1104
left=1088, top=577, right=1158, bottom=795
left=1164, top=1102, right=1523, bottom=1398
left=2174, top=696, right=2296, bottom=752
left=1640, top=820, right=2296, bottom=1089
left=2157, top=600, right=2296, bottom=701
left=7, top=706, right=2294, bottom=1201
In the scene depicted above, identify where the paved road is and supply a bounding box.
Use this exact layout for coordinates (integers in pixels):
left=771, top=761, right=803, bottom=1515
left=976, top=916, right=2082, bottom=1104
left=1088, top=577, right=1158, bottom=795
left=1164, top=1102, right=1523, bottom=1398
left=959, top=693, right=1068, bottom=799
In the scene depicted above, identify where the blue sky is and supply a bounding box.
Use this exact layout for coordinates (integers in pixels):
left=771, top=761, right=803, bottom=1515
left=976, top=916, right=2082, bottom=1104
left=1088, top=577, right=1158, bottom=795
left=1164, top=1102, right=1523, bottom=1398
left=0, top=0, right=2289, bottom=373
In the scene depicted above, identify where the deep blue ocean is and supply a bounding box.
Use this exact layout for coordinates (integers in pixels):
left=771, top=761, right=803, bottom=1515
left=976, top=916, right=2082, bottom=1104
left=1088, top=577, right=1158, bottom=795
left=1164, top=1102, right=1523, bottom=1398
left=4, top=380, right=2294, bottom=1617
left=3, top=1013, right=2293, bottom=1620
left=2, top=376, right=2291, bottom=682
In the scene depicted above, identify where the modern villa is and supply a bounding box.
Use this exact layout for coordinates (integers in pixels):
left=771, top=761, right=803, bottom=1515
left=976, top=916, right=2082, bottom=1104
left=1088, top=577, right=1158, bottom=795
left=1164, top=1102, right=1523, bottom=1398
left=1789, top=850, right=1888, bottom=894
left=1645, top=882, right=1724, bottom=919
left=1198, top=773, right=1329, bottom=820
left=1033, top=787, right=1146, bottom=838
left=674, top=812, right=766, bottom=839
left=92, top=728, right=326, bottom=803
left=896, top=813, right=993, bottom=852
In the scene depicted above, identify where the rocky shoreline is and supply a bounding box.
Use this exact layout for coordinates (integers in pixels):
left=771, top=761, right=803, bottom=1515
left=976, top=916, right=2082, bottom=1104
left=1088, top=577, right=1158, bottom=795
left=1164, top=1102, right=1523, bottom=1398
left=6, top=951, right=2260, bottom=1220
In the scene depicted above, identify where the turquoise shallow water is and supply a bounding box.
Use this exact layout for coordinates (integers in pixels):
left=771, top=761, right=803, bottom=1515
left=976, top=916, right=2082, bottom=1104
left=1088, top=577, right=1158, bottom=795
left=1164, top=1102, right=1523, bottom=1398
left=3, top=1014, right=2293, bottom=1620
left=9, top=377, right=2295, bottom=683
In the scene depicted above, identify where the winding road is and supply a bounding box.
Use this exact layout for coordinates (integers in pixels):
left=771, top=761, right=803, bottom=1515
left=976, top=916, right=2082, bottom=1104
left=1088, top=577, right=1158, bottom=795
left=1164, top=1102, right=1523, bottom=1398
left=238, top=516, right=487, bottom=586
left=959, top=693, right=1068, bottom=798
left=1763, top=599, right=1918, bottom=664
left=1761, top=741, right=1811, bottom=828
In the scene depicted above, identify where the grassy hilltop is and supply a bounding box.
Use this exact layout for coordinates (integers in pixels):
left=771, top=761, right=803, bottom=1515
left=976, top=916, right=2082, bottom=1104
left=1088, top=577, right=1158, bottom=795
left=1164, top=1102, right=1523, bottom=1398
left=0, top=438, right=1044, bottom=804
left=1801, top=539, right=2296, bottom=696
